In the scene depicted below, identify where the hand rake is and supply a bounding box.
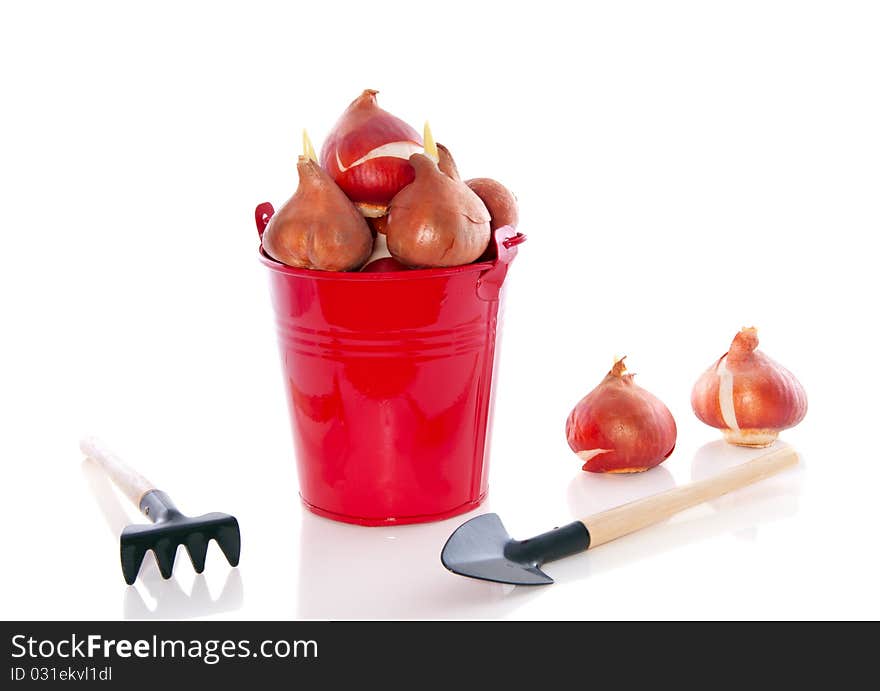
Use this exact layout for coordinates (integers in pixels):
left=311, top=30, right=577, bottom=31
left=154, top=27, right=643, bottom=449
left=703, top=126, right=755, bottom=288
left=80, top=437, right=241, bottom=585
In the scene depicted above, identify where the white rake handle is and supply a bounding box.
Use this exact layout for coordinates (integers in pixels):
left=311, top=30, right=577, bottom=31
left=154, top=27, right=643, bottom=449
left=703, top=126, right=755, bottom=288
left=80, top=437, right=156, bottom=507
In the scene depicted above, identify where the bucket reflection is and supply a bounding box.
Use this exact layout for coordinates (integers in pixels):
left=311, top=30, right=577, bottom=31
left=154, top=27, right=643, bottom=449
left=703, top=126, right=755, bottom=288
left=295, top=507, right=541, bottom=619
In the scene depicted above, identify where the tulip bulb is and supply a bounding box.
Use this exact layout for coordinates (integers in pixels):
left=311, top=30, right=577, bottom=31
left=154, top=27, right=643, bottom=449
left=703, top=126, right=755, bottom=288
left=320, top=89, right=423, bottom=218
left=466, top=177, right=519, bottom=230
left=691, top=327, right=807, bottom=447
left=262, top=150, right=373, bottom=271
left=566, top=358, right=677, bottom=473
left=385, top=153, right=491, bottom=268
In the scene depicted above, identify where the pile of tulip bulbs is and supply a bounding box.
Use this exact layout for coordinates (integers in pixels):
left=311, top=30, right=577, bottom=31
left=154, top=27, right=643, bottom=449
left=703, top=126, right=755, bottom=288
left=262, top=90, right=518, bottom=273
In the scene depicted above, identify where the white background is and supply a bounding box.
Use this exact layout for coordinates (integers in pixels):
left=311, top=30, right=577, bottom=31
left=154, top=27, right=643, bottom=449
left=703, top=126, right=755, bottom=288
left=1, top=0, right=878, bottom=620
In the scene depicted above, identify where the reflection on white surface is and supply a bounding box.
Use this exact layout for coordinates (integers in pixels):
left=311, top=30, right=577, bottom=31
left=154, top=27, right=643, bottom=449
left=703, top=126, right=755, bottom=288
left=690, top=440, right=804, bottom=542
left=296, top=507, right=542, bottom=619
left=568, top=465, right=677, bottom=516
left=546, top=440, right=803, bottom=583
left=295, top=442, right=804, bottom=616
left=81, top=459, right=244, bottom=620
left=124, top=562, right=243, bottom=620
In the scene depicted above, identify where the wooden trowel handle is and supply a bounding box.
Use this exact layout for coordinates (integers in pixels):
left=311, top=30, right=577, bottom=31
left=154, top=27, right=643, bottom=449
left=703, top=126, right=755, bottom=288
left=80, top=437, right=156, bottom=508
left=581, top=446, right=799, bottom=549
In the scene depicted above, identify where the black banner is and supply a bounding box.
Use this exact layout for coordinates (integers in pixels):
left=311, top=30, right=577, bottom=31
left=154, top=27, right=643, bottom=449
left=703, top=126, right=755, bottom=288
left=1, top=621, right=871, bottom=686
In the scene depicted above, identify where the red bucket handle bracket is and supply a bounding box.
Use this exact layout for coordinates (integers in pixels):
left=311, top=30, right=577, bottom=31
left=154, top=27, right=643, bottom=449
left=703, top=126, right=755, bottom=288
left=477, top=226, right=526, bottom=301
left=255, top=202, right=276, bottom=240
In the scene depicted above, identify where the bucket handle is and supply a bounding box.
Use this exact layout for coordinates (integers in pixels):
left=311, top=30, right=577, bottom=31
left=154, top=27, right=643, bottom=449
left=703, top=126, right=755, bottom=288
left=255, top=202, right=276, bottom=240
left=476, top=226, right=526, bottom=301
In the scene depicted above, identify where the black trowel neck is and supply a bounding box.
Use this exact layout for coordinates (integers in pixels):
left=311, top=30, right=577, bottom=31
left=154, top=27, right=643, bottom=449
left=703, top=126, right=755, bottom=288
left=504, top=521, right=591, bottom=566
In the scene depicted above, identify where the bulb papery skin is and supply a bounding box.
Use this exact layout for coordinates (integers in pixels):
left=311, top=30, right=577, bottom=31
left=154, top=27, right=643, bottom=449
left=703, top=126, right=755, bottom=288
left=691, top=327, right=808, bottom=447
left=367, top=215, right=388, bottom=235
left=320, top=89, right=423, bottom=216
left=262, top=156, right=374, bottom=272
left=437, top=143, right=461, bottom=181
left=566, top=360, right=677, bottom=473
left=385, top=154, right=491, bottom=268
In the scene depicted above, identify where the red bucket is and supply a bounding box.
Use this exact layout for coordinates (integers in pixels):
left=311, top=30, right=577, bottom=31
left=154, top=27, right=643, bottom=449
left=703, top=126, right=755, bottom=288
left=255, top=202, right=525, bottom=526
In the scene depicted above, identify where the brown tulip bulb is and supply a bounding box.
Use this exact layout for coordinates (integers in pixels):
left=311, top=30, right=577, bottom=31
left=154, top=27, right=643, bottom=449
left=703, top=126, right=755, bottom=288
left=466, top=177, right=519, bottom=230
left=566, top=357, right=677, bottom=473
left=262, top=156, right=374, bottom=271
left=691, top=327, right=808, bottom=447
left=385, top=153, right=491, bottom=268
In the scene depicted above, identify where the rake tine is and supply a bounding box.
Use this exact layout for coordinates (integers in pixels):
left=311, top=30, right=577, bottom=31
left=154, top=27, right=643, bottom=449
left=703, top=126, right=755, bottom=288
left=152, top=538, right=177, bottom=579
left=184, top=533, right=209, bottom=574
left=214, top=522, right=241, bottom=567
left=121, top=542, right=147, bottom=586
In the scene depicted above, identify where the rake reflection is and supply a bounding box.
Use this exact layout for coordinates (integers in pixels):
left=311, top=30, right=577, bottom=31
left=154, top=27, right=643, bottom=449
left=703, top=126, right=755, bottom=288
left=123, top=562, right=243, bottom=620
left=81, top=458, right=244, bottom=619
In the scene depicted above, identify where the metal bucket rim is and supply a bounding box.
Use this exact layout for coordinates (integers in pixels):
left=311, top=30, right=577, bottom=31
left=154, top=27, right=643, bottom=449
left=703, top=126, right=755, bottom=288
left=259, top=247, right=497, bottom=282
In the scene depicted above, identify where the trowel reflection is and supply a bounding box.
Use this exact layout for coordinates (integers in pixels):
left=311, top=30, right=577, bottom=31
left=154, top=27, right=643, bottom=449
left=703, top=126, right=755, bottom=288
left=690, top=440, right=804, bottom=541
left=296, top=507, right=541, bottom=619
left=81, top=458, right=244, bottom=619
left=296, top=441, right=804, bottom=607
left=549, top=441, right=803, bottom=582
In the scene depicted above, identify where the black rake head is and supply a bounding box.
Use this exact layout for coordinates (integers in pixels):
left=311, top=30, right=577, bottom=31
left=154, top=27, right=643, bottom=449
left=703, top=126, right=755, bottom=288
left=120, top=490, right=240, bottom=585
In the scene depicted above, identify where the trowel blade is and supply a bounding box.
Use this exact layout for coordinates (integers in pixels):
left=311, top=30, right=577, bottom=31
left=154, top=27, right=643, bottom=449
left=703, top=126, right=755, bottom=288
left=440, top=513, right=554, bottom=586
